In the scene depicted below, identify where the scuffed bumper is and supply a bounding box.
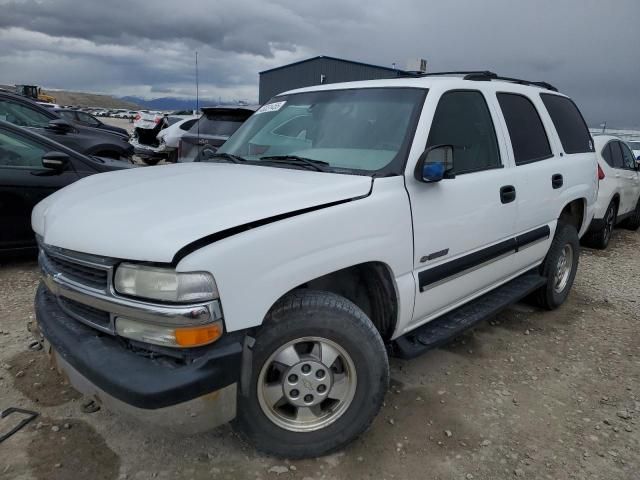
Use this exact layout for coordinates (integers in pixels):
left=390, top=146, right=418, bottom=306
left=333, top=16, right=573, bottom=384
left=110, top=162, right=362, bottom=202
left=34, top=284, right=242, bottom=432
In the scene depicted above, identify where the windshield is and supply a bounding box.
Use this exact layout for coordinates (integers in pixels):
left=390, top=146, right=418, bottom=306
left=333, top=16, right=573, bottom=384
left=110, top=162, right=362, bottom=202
left=218, top=88, right=425, bottom=175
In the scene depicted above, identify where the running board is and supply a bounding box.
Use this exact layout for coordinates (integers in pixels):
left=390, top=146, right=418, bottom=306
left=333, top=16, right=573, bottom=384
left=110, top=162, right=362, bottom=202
left=392, top=272, right=546, bottom=359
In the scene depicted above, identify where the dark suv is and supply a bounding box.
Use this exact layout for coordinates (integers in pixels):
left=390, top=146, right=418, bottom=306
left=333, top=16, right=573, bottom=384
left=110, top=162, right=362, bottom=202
left=178, top=106, right=256, bottom=162
left=0, top=92, right=133, bottom=160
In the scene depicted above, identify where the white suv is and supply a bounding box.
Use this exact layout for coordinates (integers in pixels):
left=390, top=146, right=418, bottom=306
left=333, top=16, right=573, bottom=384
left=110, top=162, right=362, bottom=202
left=583, top=135, right=640, bottom=248
left=31, top=72, right=597, bottom=458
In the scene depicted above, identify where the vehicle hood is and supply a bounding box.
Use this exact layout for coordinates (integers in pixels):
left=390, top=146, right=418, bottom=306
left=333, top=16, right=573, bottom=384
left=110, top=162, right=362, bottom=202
left=33, top=163, right=372, bottom=263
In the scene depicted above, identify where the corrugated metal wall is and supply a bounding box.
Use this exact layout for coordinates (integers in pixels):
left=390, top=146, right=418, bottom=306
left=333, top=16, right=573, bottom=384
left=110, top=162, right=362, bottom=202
left=259, top=58, right=404, bottom=104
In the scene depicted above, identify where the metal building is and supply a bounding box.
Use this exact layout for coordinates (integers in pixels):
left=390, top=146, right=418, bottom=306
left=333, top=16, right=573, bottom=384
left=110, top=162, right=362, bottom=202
left=258, top=56, right=411, bottom=104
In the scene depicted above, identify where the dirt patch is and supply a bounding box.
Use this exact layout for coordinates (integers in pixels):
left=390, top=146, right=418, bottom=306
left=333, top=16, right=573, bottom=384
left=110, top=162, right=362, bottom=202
left=8, top=350, right=81, bottom=407
left=26, top=417, right=120, bottom=480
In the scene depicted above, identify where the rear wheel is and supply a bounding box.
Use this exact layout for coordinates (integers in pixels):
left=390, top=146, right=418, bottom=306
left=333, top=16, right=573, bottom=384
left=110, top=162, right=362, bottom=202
left=621, top=198, right=640, bottom=231
left=583, top=201, right=616, bottom=249
left=536, top=223, right=580, bottom=310
left=235, top=290, right=389, bottom=458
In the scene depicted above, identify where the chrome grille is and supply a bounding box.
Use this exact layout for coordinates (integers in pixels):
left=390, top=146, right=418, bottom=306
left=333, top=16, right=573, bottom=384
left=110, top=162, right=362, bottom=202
left=58, top=296, right=111, bottom=331
left=45, top=253, right=109, bottom=290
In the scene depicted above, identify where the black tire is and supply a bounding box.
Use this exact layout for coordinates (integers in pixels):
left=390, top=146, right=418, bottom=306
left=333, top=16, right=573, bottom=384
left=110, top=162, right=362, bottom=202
left=536, top=223, right=580, bottom=310
left=621, top=199, right=640, bottom=231
left=235, top=290, right=389, bottom=458
left=583, top=201, right=616, bottom=249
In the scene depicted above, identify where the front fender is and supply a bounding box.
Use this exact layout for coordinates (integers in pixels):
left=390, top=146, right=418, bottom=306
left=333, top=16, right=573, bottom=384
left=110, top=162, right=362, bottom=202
left=176, top=177, right=414, bottom=333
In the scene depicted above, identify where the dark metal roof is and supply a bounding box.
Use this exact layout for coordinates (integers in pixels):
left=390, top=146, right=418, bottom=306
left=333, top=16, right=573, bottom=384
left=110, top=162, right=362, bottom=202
left=259, top=55, right=409, bottom=75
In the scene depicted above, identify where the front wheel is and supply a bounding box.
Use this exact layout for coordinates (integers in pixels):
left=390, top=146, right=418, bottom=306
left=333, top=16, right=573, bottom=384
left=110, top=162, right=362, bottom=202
left=235, top=290, right=389, bottom=458
left=536, top=223, right=580, bottom=310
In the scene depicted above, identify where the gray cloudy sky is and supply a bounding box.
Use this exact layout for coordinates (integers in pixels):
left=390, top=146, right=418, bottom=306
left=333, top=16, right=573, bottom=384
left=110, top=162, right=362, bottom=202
left=0, top=0, right=638, bottom=127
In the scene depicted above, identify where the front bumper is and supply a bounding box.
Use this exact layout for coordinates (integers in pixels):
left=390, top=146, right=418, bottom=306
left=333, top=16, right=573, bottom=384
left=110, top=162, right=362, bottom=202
left=35, top=284, right=243, bottom=430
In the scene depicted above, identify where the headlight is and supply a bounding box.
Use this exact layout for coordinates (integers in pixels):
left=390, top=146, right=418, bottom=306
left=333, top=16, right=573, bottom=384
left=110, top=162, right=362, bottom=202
left=114, top=263, right=218, bottom=303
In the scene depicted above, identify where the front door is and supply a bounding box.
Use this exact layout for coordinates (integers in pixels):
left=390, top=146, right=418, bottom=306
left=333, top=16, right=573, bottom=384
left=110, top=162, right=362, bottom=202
left=0, top=127, right=80, bottom=250
left=405, top=89, right=519, bottom=330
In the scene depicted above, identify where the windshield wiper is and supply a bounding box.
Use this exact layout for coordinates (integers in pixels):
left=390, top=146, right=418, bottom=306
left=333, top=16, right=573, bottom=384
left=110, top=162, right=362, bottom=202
left=204, top=152, right=246, bottom=163
left=259, top=155, right=331, bottom=172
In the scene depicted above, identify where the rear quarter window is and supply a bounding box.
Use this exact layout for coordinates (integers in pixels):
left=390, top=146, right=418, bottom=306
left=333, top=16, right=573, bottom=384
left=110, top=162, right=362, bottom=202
left=496, top=93, right=552, bottom=165
left=540, top=94, right=594, bottom=154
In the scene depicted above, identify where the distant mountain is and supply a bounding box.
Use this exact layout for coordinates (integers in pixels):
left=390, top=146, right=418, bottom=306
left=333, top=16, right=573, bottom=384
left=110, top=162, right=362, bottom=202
left=119, top=96, right=246, bottom=111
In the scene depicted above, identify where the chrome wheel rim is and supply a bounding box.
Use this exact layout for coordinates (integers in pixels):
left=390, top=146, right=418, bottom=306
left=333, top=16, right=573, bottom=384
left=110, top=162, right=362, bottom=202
left=603, top=206, right=615, bottom=243
left=553, top=243, right=574, bottom=293
left=257, top=336, right=357, bottom=432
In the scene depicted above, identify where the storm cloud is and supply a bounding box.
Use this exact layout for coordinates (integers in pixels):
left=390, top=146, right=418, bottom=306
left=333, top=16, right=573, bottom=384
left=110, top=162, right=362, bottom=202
left=0, top=0, right=638, bottom=127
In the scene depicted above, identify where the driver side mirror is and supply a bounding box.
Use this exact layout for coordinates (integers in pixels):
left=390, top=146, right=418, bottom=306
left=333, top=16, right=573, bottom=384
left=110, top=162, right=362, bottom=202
left=46, top=119, right=74, bottom=133
left=414, top=144, right=455, bottom=183
left=42, top=151, right=70, bottom=171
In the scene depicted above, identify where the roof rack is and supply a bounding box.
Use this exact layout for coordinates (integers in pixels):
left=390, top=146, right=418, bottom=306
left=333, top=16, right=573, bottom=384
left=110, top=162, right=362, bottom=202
left=401, top=70, right=558, bottom=92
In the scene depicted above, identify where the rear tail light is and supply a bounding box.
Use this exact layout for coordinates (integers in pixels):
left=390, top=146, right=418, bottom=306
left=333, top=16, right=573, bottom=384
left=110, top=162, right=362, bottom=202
left=154, top=117, right=162, bottom=125
left=134, top=114, right=141, bottom=121
left=597, top=164, right=605, bottom=181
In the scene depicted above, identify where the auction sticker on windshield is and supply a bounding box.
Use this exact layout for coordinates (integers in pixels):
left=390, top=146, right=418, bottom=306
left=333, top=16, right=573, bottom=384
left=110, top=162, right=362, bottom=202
left=256, top=101, right=286, bottom=114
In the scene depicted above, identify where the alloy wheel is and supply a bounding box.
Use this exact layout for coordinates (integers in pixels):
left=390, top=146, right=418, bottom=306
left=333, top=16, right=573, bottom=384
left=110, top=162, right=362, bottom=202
left=257, top=336, right=357, bottom=432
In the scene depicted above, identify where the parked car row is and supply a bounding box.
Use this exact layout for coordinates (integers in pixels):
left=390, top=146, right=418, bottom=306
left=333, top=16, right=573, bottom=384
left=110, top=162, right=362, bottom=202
left=131, top=106, right=256, bottom=164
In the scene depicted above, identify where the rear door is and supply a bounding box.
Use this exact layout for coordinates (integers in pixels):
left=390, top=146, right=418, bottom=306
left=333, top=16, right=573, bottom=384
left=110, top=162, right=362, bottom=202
left=0, top=126, right=81, bottom=250
left=619, top=141, right=640, bottom=213
left=493, top=91, right=558, bottom=271
left=406, top=88, right=519, bottom=327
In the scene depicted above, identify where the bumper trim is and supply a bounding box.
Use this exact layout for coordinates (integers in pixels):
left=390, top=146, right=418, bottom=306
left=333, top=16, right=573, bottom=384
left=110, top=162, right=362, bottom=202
left=35, top=284, right=243, bottom=409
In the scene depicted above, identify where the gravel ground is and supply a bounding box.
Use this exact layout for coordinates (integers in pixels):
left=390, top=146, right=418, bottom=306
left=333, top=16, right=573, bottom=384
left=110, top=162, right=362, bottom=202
left=0, top=228, right=638, bottom=480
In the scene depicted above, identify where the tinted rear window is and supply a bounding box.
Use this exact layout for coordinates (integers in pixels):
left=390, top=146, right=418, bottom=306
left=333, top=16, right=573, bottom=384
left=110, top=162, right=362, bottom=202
left=497, top=93, right=552, bottom=165
left=191, top=113, right=246, bottom=136
left=540, top=94, right=593, bottom=154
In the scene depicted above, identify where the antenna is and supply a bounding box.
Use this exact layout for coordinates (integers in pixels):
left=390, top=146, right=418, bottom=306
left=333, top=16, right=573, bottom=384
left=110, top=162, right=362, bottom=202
left=195, top=51, right=199, bottom=113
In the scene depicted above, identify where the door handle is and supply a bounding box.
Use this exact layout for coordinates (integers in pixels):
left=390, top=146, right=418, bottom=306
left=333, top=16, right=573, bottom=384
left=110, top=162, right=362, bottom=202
left=500, top=185, right=516, bottom=204
left=551, top=174, right=563, bottom=189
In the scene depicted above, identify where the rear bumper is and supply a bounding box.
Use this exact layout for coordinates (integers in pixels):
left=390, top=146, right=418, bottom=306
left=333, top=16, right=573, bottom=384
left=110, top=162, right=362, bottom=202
left=34, top=284, right=242, bottom=430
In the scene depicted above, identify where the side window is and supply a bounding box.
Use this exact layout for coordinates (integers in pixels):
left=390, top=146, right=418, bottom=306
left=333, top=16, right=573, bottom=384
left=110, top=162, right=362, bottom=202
left=78, top=112, right=100, bottom=126
left=426, top=90, right=501, bottom=174
left=0, top=128, right=47, bottom=168
left=609, top=142, right=625, bottom=169
left=496, top=93, right=552, bottom=165
left=601, top=143, right=614, bottom=167
left=620, top=142, right=637, bottom=169
left=59, top=111, right=77, bottom=122
left=0, top=100, right=51, bottom=128
left=540, top=94, right=594, bottom=154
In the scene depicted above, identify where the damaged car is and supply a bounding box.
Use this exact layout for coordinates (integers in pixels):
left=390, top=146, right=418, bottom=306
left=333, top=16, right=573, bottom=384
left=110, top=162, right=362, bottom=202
left=130, top=111, right=198, bottom=165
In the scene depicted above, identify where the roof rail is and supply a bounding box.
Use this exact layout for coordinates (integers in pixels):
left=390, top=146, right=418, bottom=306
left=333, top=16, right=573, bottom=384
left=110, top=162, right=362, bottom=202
left=462, top=71, right=558, bottom=92
left=399, top=70, right=495, bottom=78
left=400, top=70, right=558, bottom=92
